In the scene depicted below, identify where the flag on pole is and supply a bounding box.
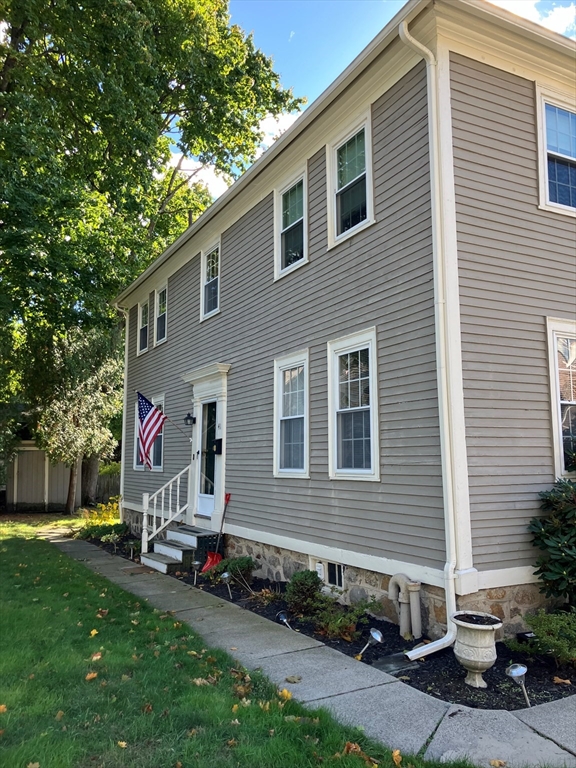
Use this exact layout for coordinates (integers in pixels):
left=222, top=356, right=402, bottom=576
left=137, top=392, right=167, bottom=469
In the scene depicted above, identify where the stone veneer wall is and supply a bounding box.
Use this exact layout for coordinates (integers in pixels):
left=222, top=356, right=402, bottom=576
left=226, top=534, right=552, bottom=639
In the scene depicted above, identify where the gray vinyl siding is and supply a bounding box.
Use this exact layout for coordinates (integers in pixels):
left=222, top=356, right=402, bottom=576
left=450, top=53, right=576, bottom=571
left=124, top=61, right=445, bottom=569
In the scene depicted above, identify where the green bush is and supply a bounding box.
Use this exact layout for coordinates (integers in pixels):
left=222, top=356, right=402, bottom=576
left=99, top=461, right=121, bottom=476
left=75, top=522, right=129, bottom=541
left=212, top=556, right=256, bottom=584
left=528, top=479, right=576, bottom=607
left=285, top=570, right=324, bottom=614
left=510, top=610, right=576, bottom=667
left=313, top=598, right=371, bottom=640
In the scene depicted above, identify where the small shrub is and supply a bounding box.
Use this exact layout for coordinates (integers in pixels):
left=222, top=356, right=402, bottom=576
left=528, top=479, right=576, bottom=607
left=81, top=496, right=121, bottom=525
left=314, top=599, right=370, bottom=640
left=75, top=522, right=129, bottom=541
left=524, top=610, right=576, bottom=667
left=212, top=556, right=256, bottom=584
left=100, top=532, right=121, bottom=552
left=285, top=570, right=324, bottom=614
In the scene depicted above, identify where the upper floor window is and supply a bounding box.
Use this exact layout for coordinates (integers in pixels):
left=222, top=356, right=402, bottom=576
left=327, top=328, right=379, bottom=480
left=548, top=317, right=576, bottom=476
left=275, top=174, right=307, bottom=279
left=202, top=244, right=220, bottom=318
left=273, top=350, right=309, bottom=477
left=155, top=287, right=167, bottom=344
left=537, top=87, right=576, bottom=216
left=327, top=115, right=374, bottom=248
left=138, top=301, right=149, bottom=354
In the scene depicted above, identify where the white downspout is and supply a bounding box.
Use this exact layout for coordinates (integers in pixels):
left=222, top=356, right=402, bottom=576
left=116, top=305, right=129, bottom=524
left=398, top=18, right=458, bottom=661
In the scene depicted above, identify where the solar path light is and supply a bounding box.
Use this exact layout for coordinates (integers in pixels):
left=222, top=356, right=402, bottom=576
left=276, top=611, right=294, bottom=630
left=506, top=663, right=531, bottom=707
left=358, top=628, right=384, bottom=658
left=220, top=571, right=233, bottom=600
left=191, top=560, right=202, bottom=586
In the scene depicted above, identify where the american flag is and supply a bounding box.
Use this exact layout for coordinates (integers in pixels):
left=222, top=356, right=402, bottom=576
left=137, top=392, right=167, bottom=469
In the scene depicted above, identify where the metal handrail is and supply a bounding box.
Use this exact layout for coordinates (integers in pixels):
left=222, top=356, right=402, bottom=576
left=141, top=466, right=189, bottom=554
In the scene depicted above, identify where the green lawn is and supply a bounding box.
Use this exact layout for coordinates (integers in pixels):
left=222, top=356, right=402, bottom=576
left=0, top=518, right=467, bottom=768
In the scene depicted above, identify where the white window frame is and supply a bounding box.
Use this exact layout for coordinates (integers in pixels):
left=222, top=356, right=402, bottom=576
left=154, top=286, right=167, bottom=346
left=137, top=300, right=149, bottom=355
left=200, top=242, right=221, bottom=320
left=133, top=394, right=165, bottom=472
left=274, top=170, right=308, bottom=281
left=312, top=559, right=344, bottom=589
left=536, top=85, right=576, bottom=218
left=326, top=112, right=375, bottom=250
left=327, top=327, right=379, bottom=481
left=547, top=317, right=576, bottom=478
left=273, top=349, right=309, bottom=478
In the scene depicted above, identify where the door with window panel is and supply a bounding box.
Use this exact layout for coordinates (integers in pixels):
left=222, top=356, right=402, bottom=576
left=198, top=401, right=217, bottom=517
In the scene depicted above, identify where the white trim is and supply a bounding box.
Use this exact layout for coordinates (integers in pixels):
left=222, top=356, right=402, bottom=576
left=182, top=362, right=231, bottom=387
left=137, top=299, right=149, bottom=355
left=477, top=565, right=538, bottom=590
left=326, top=112, right=375, bottom=250
left=535, top=85, right=576, bottom=218
left=154, top=285, right=168, bottom=346
left=200, top=242, right=221, bottom=321
left=133, top=394, right=165, bottom=472
left=226, top=523, right=445, bottom=587
left=273, top=169, right=308, bottom=281
left=547, top=316, right=576, bottom=478
left=273, top=349, right=309, bottom=478
left=119, top=309, right=129, bottom=522
left=327, top=327, right=379, bottom=481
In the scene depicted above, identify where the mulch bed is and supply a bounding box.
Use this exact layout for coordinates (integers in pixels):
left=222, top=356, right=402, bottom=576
left=89, top=536, right=575, bottom=711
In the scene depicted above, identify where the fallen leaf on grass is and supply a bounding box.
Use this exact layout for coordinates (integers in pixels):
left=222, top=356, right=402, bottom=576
left=28, top=674, right=35, bottom=679
left=285, top=675, right=302, bottom=683
left=117, top=741, right=127, bottom=749
left=55, top=711, right=64, bottom=721
left=176, top=762, right=183, bottom=768
left=96, top=609, right=108, bottom=618
left=231, top=718, right=240, bottom=725
left=392, top=749, right=402, bottom=766
left=0, top=705, right=7, bottom=713
left=232, top=704, right=239, bottom=713
left=187, top=728, right=198, bottom=737
left=344, top=742, right=379, bottom=766
left=227, top=738, right=238, bottom=747
left=121, top=675, right=131, bottom=682
left=91, top=652, right=102, bottom=661
left=0, top=729, right=4, bottom=737
left=85, top=672, right=98, bottom=681
left=27, top=763, right=40, bottom=768
left=278, top=688, right=292, bottom=700
left=489, top=761, right=506, bottom=767
left=142, top=703, right=153, bottom=714
left=89, top=629, right=98, bottom=637
left=192, top=678, right=210, bottom=686
left=553, top=677, right=571, bottom=685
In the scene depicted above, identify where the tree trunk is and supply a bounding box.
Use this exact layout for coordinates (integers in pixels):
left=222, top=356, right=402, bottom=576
left=82, top=454, right=99, bottom=506
left=65, top=459, right=79, bottom=516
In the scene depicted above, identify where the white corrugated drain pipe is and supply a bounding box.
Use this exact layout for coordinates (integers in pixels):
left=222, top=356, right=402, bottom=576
left=398, top=18, right=458, bottom=662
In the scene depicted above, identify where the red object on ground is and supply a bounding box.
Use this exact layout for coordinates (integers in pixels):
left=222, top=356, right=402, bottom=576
left=201, top=493, right=231, bottom=573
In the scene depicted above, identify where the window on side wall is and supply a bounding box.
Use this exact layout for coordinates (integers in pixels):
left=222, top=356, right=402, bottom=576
left=548, top=318, right=576, bottom=476
left=537, top=87, right=576, bottom=215
left=155, top=286, right=167, bottom=344
left=274, top=350, right=309, bottom=477
left=275, top=173, right=307, bottom=279
left=134, top=395, right=164, bottom=471
left=138, top=300, right=149, bottom=354
left=202, top=244, right=220, bottom=318
left=328, top=328, right=379, bottom=480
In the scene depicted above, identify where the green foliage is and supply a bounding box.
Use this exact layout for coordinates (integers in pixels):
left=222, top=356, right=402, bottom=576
left=506, top=611, right=576, bottom=667
left=529, top=479, right=576, bottom=606
left=313, top=598, right=371, bottom=641
left=213, top=556, right=256, bottom=582
left=75, top=522, right=129, bottom=541
left=100, top=531, right=122, bottom=552
left=99, top=461, right=121, bottom=477
left=81, top=496, right=121, bottom=525
left=285, top=570, right=324, bottom=614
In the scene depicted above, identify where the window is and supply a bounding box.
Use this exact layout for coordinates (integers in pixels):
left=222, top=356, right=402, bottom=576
left=328, top=328, right=379, bottom=480
left=202, top=245, right=220, bottom=318
left=548, top=318, right=576, bottom=476
left=134, top=395, right=164, bottom=471
left=273, top=350, right=309, bottom=477
left=275, top=174, right=307, bottom=278
left=138, top=301, right=149, bottom=354
left=155, top=287, right=167, bottom=344
left=537, top=88, right=576, bottom=215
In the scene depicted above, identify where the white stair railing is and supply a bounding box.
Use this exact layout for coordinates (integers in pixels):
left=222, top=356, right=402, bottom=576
left=141, top=466, right=189, bottom=554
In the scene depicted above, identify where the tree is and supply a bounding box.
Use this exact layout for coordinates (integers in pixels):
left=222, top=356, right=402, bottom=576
left=0, top=0, right=302, bottom=499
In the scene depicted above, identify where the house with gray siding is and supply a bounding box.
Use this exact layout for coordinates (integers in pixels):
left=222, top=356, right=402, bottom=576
left=115, top=0, right=576, bottom=640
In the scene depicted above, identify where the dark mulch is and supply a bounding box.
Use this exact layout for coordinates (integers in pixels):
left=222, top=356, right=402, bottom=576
left=89, top=536, right=575, bottom=711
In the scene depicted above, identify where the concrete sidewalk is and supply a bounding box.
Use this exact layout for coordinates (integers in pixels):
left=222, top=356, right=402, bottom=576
left=44, top=534, right=576, bottom=768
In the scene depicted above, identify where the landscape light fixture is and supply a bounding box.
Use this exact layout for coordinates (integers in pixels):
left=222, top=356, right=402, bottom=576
left=191, top=560, right=202, bottom=586
left=505, top=663, right=531, bottom=707
left=358, top=628, right=384, bottom=657
left=184, top=413, right=196, bottom=427
left=276, top=611, right=294, bottom=631
left=220, top=571, right=233, bottom=599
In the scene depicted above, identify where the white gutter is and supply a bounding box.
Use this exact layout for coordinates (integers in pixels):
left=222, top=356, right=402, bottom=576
left=398, top=18, right=458, bottom=661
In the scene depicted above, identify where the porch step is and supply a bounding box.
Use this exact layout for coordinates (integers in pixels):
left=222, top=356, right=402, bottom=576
left=168, top=524, right=221, bottom=552
left=140, top=552, right=181, bottom=574
left=154, top=539, right=196, bottom=567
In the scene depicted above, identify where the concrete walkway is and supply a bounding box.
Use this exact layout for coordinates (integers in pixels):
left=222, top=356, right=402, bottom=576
left=44, top=533, right=576, bottom=768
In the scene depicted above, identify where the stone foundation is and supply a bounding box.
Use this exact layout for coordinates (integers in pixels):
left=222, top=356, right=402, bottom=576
left=226, top=534, right=552, bottom=638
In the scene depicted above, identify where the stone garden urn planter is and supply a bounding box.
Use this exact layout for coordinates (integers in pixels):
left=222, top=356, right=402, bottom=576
left=451, top=611, right=503, bottom=688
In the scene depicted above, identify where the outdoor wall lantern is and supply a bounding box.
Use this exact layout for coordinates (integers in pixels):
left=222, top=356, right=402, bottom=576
left=184, top=413, right=196, bottom=426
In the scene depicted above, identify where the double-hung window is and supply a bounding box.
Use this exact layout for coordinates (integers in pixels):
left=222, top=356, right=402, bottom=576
left=274, top=350, right=309, bottom=477
left=275, top=174, right=307, bottom=278
left=328, top=328, right=379, bottom=480
left=548, top=318, right=576, bottom=476
left=537, top=88, right=576, bottom=215
left=134, top=395, right=164, bottom=471
left=155, top=287, right=167, bottom=344
left=138, top=301, right=149, bottom=354
left=202, top=244, right=220, bottom=318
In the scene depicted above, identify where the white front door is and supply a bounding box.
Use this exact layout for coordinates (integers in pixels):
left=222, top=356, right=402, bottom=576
left=197, top=401, right=217, bottom=518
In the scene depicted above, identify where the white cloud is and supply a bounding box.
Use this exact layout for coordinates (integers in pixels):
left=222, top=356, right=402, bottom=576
left=288, top=30, right=295, bottom=43
left=488, top=1, right=576, bottom=38
left=0, top=21, right=9, bottom=43
left=168, top=154, right=232, bottom=199
left=257, top=111, right=301, bottom=156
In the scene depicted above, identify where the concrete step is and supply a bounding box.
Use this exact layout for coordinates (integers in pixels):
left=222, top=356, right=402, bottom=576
left=154, top=539, right=196, bottom=566
left=140, top=552, right=181, bottom=574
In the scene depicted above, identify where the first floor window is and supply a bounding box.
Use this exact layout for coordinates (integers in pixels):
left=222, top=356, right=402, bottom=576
left=135, top=396, right=164, bottom=470
left=138, top=301, right=149, bottom=353
left=203, top=245, right=220, bottom=317
left=336, top=128, right=367, bottom=235
left=156, top=287, right=167, bottom=343
left=555, top=332, right=576, bottom=472
left=328, top=328, right=379, bottom=480
left=274, top=350, right=308, bottom=476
